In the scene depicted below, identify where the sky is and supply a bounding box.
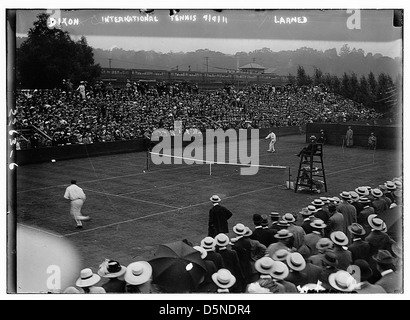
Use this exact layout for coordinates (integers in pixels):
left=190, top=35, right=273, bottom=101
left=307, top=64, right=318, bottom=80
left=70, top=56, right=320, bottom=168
left=14, top=8, right=403, bottom=58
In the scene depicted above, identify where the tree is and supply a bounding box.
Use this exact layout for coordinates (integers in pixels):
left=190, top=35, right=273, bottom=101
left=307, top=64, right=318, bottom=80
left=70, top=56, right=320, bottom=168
left=296, top=65, right=310, bottom=86
left=313, top=67, right=323, bottom=86
left=16, top=13, right=101, bottom=89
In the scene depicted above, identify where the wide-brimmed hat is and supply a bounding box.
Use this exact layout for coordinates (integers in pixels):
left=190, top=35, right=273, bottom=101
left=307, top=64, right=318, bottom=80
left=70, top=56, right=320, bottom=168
left=212, top=269, right=236, bottom=289
left=303, top=205, right=317, bottom=216
left=322, top=250, right=339, bottom=267
left=339, top=191, right=351, bottom=199
left=215, top=233, right=230, bottom=247
left=330, top=231, right=348, bottom=246
left=329, top=196, right=341, bottom=204
left=394, top=180, right=402, bottom=189
left=233, top=223, right=247, bottom=236
left=316, top=238, right=333, bottom=251
left=254, top=257, right=275, bottom=275
left=124, top=261, right=153, bottom=285
left=193, top=245, right=208, bottom=259
left=210, top=195, right=221, bottom=202
left=244, top=227, right=253, bottom=237
left=358, top=197, right=371, bottom=204
left=311, top=199, right=325, bottom=207
left=348, top=223, right=366, bottom=236
left=310, top=135, right=317, bottom=140
left=349, top=191, right=360, bottom=202
left=97, top=259, right=127, bottom=278
left=76, top=268, right=101, bottom=288
left=320, top=197, right=330, bottom=204
left=270, top=261, right=290, bottom=280
left=261, top=214, right=269, bottom=227
left=270, top=212, right=280, bottom=218
left=282, top=213, right=296, bottom=223
left=371, top=188, right=383, bottom=198
left=310, top=219, right=326, bottom=229
left=277, top=220, right=290, bottom=228
left=354, top=259, right=373, bottom=281
left=201, top=236, right=216, bottom=251
left=286, top=252, right=306, bottom=271
left=328, top=270, right=357, bottom=292
left=272, top=249, right=290, bottom=262
left=373, top=250, right=394, bottom=265
left=355, top=186, right=369, bottom=197
left=384, top=181, right=395, bottom=190
left=299, top=207, right=309, bottom=215
left=367, top=214, right=384, bottom=231
left=274, top=229, right=293, bottom=240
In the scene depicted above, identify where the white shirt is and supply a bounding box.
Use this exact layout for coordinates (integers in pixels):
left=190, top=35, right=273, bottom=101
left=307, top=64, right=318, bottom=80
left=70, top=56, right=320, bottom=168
left=64, top=184, right=86, bottom=201
left=266, top=132, right=276, bottom=141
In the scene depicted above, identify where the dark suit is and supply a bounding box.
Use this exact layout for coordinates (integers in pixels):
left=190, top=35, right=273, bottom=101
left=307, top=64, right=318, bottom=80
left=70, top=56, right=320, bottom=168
left=365, top=230, right=395, bottom=256
left=204, top=251, right=225, bottom=270
left=232, top=237, right=255, bottom=286
left=217, top=247, right=245, bottom=293
left=251, top=227, right=276, bottom=247
left=375, top=270, right=402, bottom=293
left=348, top=239, right=371, bottom=262
left=301, top=218, right=314, bottom=234
left=208, top=204, right=233, bottom=237
left=314, top=208, right=329, bottom=223
left=333, top=246, right=352, bottom=271
left=304, top=232, right=322, bottom=256
left=101, top=278, right=127, bottom=293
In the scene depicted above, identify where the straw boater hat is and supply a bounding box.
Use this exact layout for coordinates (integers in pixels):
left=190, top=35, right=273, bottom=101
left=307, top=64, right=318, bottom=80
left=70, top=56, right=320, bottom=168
left=282, top=213, right=296, bottom=223
left=311, top=199, right=325, bottom=207
left=277, top=220, right=290, bottom=228
left=270, top=212, right=280, bottom=219
left=212, top=269, right=236, bottom=289
left=254, top=257, right=275, bottom=275
left=201, top=236, right=216, bottom=251
left=274, top=229, right=293, bottom=240
left=124, top=261, right=153, bottom=286
left=367, top=214, right=384, bottom=231
left=349, top=191, right=360, bottom=202
left=384, top=181, right=397, bottom=191
left=270, top=261, right=290, bottom=280
left=299, top=207, right=309, bottom=216
left=210, top=195, right=221, bottom=202
left=233, top=223, right=247, bottom=236
left=322, top=250, right=339, bottom=267
left=76, top=268, right=101, bottom=288
left=394, top=180, right=402, bottom=189
left=330, top=231, right=349, bottom=246
left=303, top=205, right=317, bottom=216
left=358, top=197, right=371, bottom=204
left=355, top=186, right=369, bottom=197
left=348, top=223, right=366, bottom=236
left=244, top=227, right=253, bottom=237
left=371, top=188, right=383, bottom=198
left=97, top=259, right=127, bottom=278
left=310, top=219, right=326, bottom=229
left=272, top=249, right=290, bottom=262
left=286, top=252, right=306, bottom=272
left=316, top=238, right=334, bottom=252
left=215, top=233, right=230, bottom=248
left=320, top=197, right=330, bottom=204
left=193, top=246, right=208, bottom=259
left=328, top=270, right=357, bottom=292
left=329, top=197, right=341, bottom=204
left=339, top=191, right=351, bottom=200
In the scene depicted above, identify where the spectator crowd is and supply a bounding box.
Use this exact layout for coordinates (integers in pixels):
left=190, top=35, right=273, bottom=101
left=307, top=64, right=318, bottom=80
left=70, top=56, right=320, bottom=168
left=15, top=80, right=384, bottom=149
left=62, top=176, right=402, bottom=294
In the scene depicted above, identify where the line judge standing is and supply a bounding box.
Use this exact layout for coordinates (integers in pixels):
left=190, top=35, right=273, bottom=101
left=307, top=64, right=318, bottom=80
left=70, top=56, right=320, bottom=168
left=208, top=195, right=233, bottom=237
left=64, top=179, right=90, bottom=229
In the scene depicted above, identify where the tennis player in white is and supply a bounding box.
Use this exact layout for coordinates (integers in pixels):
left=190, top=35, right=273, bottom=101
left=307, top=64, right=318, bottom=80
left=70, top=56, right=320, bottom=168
left=265, top=130, right=277, bottom=153
left=64, top=179, right=90, bottom=229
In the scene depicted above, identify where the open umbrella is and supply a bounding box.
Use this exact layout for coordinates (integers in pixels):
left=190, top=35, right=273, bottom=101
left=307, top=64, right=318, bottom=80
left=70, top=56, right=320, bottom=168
left=148, top=240, right=207, bottom=293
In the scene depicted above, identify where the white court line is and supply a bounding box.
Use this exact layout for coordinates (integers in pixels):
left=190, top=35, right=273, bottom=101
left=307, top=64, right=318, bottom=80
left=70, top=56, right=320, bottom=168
left=17, top=223, right=63, bottom=238
left=81, top=187, right=180, bottom=210
left=61, top=161, right=388, bottom=237
left=62, top=183, right=284, bottom=237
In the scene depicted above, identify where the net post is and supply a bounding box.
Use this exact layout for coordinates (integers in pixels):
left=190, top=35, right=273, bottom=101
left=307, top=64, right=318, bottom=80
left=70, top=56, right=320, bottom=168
left=146, top=150, right=150, bottom=171
left=209, top=162, right=212, bottom=176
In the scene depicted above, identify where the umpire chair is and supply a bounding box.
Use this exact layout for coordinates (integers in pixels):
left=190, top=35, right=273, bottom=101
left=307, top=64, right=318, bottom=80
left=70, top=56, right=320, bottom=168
left=294, top=142, right=327, bottom=193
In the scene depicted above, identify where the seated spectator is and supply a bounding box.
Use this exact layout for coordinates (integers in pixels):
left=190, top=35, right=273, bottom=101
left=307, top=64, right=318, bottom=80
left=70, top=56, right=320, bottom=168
left=64, top=268, right=105, bottom=294
left=97, top=259, right=127, bottom=293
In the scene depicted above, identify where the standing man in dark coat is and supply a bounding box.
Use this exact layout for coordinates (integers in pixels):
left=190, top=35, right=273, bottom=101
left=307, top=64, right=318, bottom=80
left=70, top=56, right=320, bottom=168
left=208, top=195, right=233, bottom=237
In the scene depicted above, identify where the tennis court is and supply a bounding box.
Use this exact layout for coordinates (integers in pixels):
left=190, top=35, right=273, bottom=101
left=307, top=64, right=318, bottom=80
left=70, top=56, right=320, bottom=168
left=16, top=134, right=402, bottom=279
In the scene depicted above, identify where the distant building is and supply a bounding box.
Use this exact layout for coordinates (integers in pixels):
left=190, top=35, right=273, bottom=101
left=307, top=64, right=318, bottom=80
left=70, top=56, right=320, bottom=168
left=239, top=63, right=266, bottom=74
